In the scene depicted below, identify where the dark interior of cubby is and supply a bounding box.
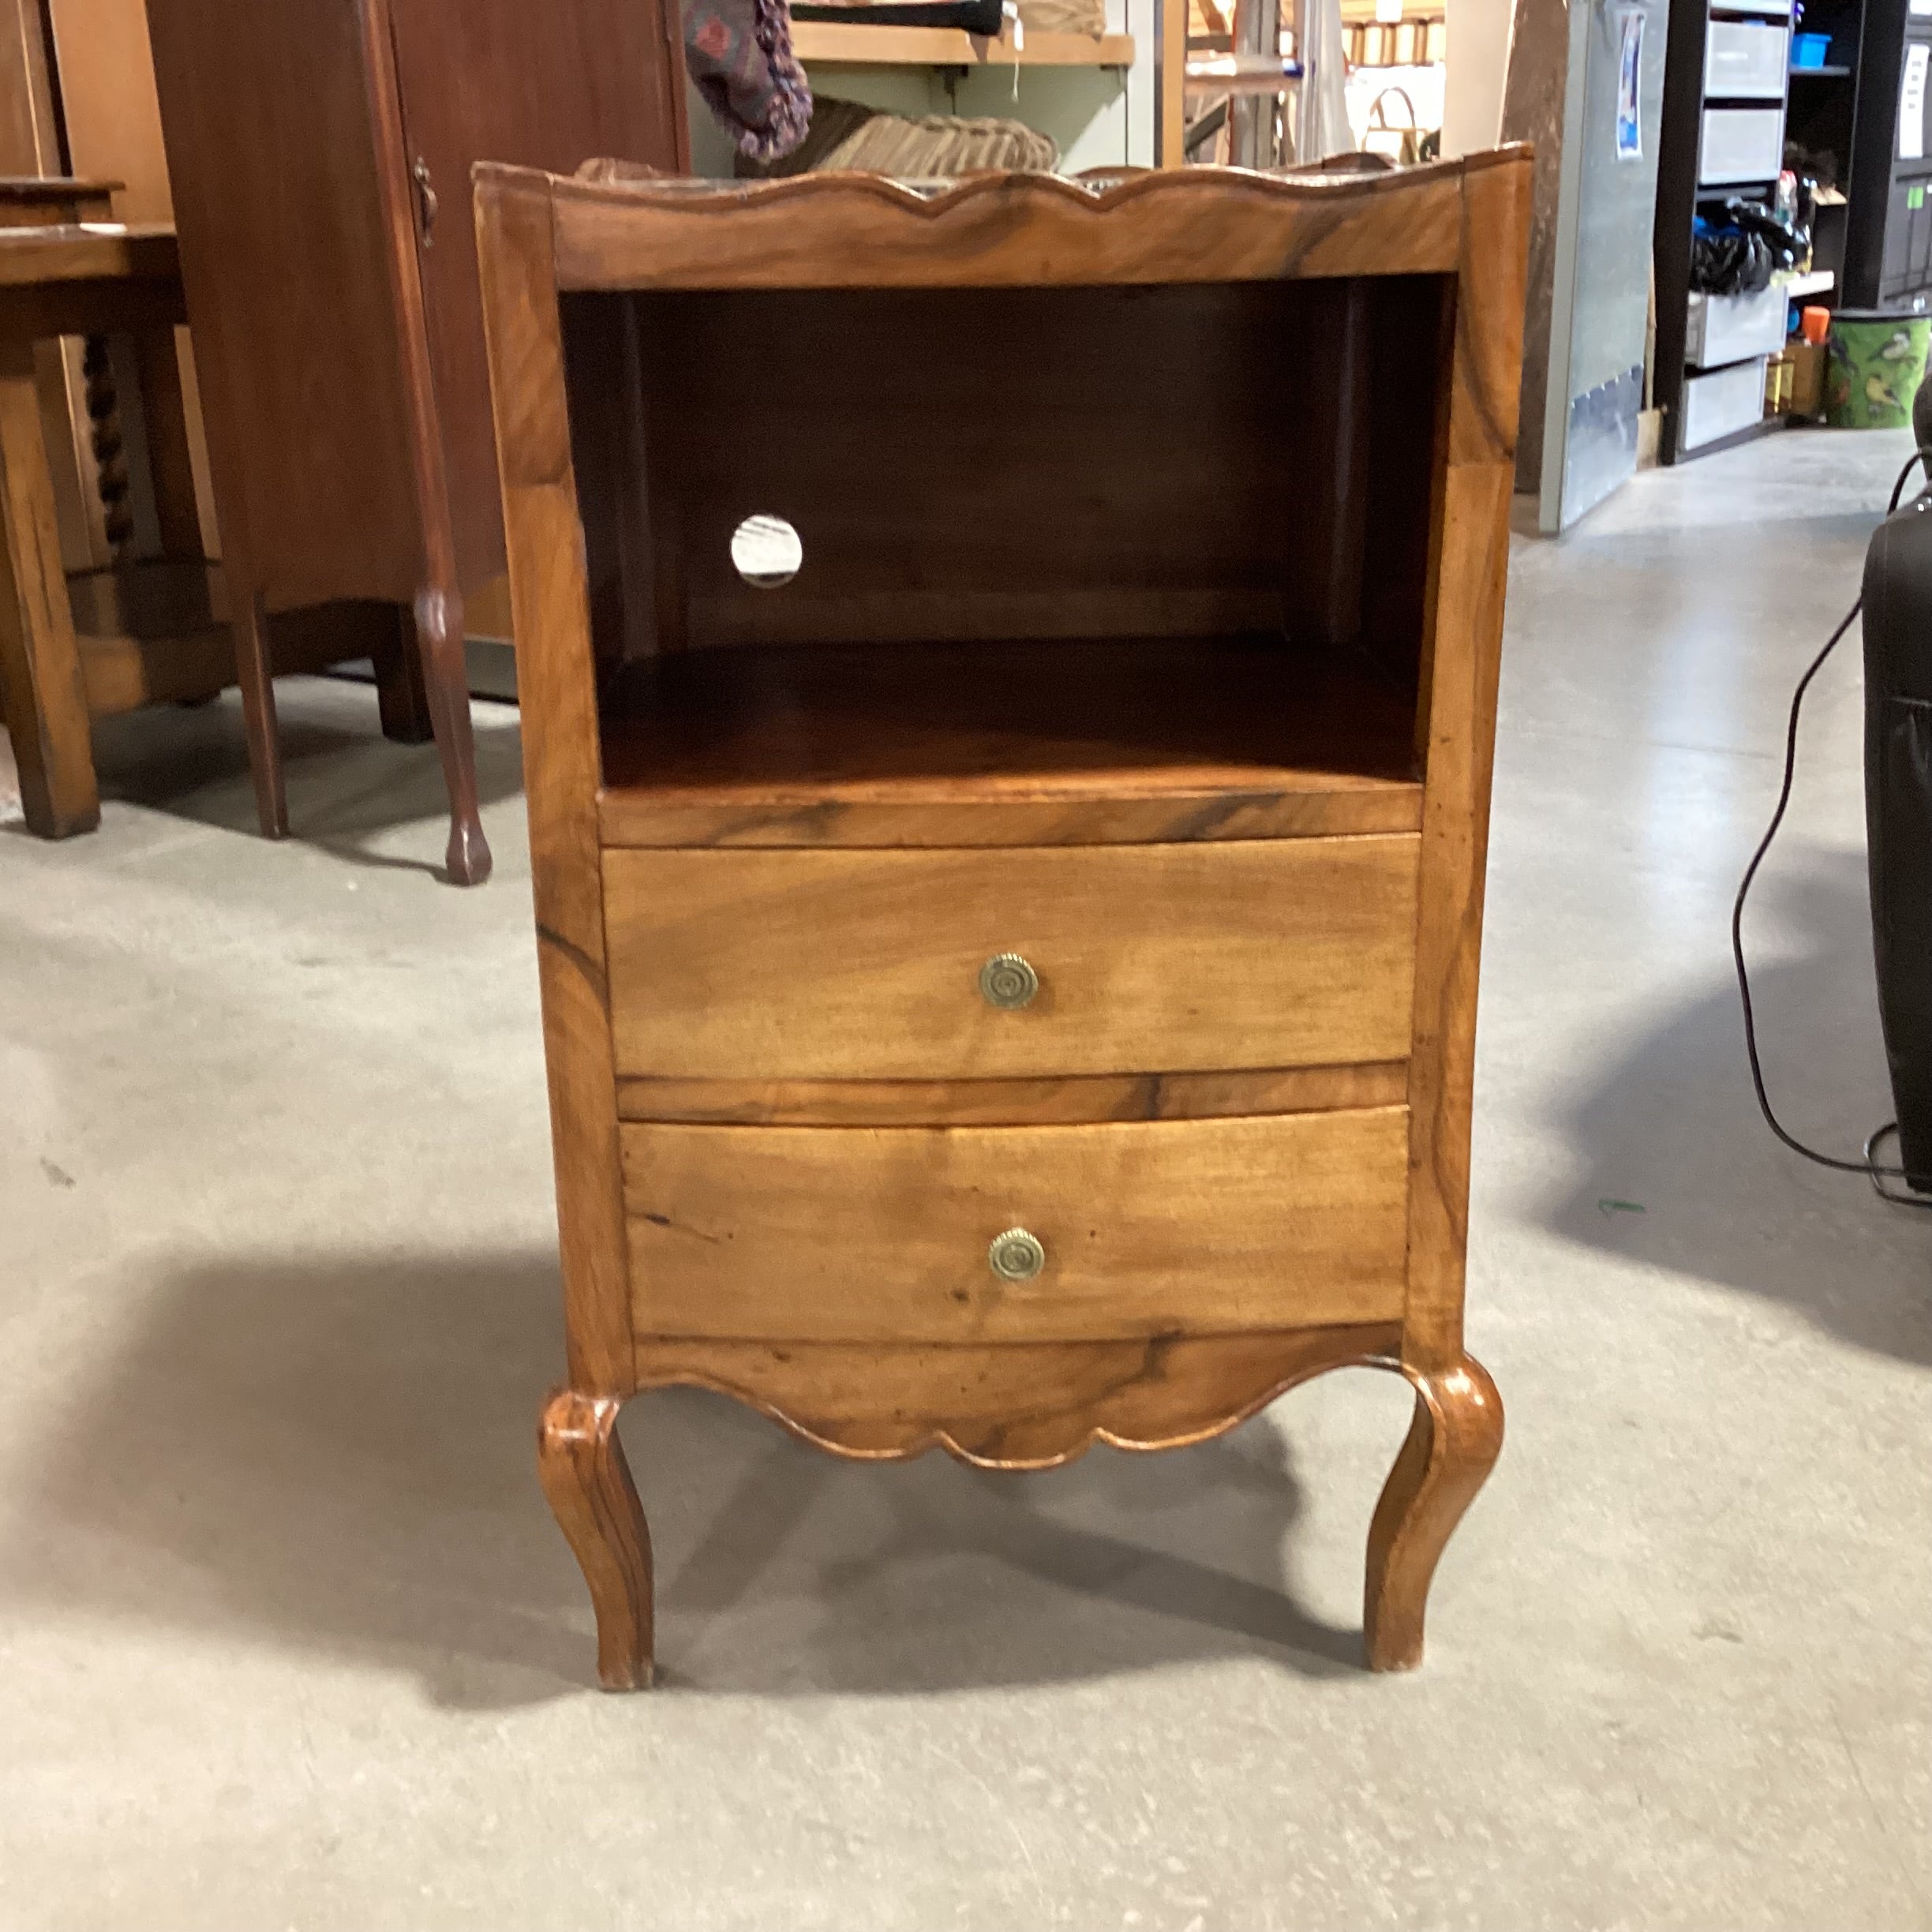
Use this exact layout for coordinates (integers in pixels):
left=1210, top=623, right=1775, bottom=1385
left=560, top=273, right=1452, bottom=807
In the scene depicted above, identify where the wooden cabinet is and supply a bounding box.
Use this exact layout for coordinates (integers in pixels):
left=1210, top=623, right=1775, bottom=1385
left=474, top=155, right=1530, bottom=1687
left=140, top=0, right=687, bottom=881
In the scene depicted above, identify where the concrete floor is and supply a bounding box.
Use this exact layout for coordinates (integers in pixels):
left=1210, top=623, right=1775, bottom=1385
left=2, top=429, right=1929, bottom=1930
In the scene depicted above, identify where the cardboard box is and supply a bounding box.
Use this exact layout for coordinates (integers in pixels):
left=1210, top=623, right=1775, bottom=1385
left=1787, top=339, right=1825, bottom=418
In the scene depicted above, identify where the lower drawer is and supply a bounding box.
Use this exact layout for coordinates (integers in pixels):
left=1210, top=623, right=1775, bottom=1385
left=621, top=1109, right=1410, bottom=1343
left=1681, top=355, right=1768, bottom=451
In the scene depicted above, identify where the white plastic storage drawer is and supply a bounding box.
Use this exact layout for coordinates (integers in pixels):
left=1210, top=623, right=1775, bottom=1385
left=1686, top=282, right=1789, bottom=366
left=1681, top=356, right=1768, bottom=450
left=1698, top=107, right=1784, bottom=183
left=1705, top=21, right=1788, bottom=98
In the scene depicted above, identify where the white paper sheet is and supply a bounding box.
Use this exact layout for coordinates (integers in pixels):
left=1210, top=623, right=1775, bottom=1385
left=1900, top=43, right=1928, bottom=160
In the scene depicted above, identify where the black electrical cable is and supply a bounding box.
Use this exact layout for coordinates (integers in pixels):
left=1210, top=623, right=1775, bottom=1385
left=1731, top=447, right=1932, bottom=1209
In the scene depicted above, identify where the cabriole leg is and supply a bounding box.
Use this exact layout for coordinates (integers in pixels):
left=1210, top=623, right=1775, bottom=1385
left=1364, top=1354, right=1503, bottom=1671
left=537, top=1387, right=654, bottom=1690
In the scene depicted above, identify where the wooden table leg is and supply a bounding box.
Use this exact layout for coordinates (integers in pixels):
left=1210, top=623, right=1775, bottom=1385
left=0, top=335, right=98, bottom=837
left=372, top=600, right=434, bottom=743
left=415, top=582, right=491, bottom=885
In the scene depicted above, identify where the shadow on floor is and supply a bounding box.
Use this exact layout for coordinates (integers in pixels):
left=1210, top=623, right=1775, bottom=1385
left=4, top=1250, right=1380, bottom=1709
left=1543, top=848, right=1932, bottom=1365
left=70, top=682, right=525, bottom=878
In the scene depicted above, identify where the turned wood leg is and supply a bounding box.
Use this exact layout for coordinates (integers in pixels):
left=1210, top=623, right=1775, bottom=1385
left=371, top=602, right=434, bottom=743
left=0, top=336, right=97, bottom=837
left=228, top=583, right=286, bottom=840
left=537, top=1388, right=654, bottom=1690
left=1364, top=1354, right=1503, bottom=1672
left=414, top=585, right=491, bottom=886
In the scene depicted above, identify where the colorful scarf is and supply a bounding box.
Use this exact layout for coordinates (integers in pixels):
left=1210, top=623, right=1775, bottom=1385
left=685, top=0, right=814, bottom=162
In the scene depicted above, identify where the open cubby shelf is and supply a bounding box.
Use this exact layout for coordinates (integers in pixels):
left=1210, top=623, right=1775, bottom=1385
left=563, top=269, right=1449, bottom=848
left=596, top=635, right=1424, bottom=846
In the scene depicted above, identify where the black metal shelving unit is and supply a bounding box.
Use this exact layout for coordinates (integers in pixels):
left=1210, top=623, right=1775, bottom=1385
left=1653, top=0, right=1797, bottom=461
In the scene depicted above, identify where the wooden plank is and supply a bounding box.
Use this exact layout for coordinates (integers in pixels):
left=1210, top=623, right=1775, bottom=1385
left=621, top=1110, right=1412, bottom=1343
left=616, top=1061, right=1410, bottom=1125
left=603, top=837, right=1420, bottom=1081
left=1402, top=153, right=1530, bottom=1370
left=69, top=598, right=396, bottom=718
left=1159, top=0, right=1186, bottom=167
left=0, top=224, right=181, bottom=290
left=0, top=337, right=95, bottom=833
left=792, top=22, right=1134, bottom=63
left=635, top=1324, right=1404, bottom=1467
left=595, top=636, right=1423, bottom=847
left=474, top=169, right=635, bottom=1397
left=533, top=159, right=1472, bottom=292
left=601, top=785, right=1423, bottom=848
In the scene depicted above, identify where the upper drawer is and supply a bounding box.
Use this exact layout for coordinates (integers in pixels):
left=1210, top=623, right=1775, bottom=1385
left=602, top=838, right=1420, bottom=1081
left=1705, top=21, right=1788, bottom=99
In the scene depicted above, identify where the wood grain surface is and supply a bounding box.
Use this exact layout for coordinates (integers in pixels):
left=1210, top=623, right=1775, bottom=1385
left=596, top=279, right=1439, bottom=656
left=537, top=1388, right=654, bottom=1689
left=595, top=637, right=1422, bottom=847
left=532, top=159, right=1485, bottom=293
left=0, top=336, right=95, bottom=833
left=1364, top=1354, right=1503, bottom=1669
left=620, top=1110, right=1411, bottom=1343
left=633, top=1324, right=1404, bottom=1468
left=1402, top=152, right=1530, bottom=1368
left=615, top=1061, right=1409, bottom=1125
left=479, top=154, right=1530, bottom=1685
left=475, top=173, right=634, bottom=1394
left=604, top=837, right=1418, bottom=1080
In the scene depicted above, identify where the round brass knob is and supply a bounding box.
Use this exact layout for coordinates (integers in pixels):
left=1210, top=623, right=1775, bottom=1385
left=979, top=953, right=1039, bottom=1010
left=987, top=1227, right=1046, bottom=1282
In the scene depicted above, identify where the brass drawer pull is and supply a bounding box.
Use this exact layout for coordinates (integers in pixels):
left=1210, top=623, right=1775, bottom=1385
left=978, top=952, right=1039, bottom=1010
left=987, top=1227, right=1046, bottom=1282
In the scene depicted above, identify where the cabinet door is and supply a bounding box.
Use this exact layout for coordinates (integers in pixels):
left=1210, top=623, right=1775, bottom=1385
left=144, top=0, right=427, bottom=608
left=386, top=0, right=688, bottom=593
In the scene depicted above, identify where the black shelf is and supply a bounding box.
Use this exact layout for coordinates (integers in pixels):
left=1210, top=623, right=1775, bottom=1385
left=1653, top=0, right=1795, bottom=463
left=1790, top=62, right=1855, bottom=74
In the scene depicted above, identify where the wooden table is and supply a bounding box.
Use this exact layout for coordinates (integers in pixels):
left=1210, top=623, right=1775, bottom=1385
left=476, top=155, right=1529, bottom=1689
left=0, top=211, right=196, bottom=836
left=0, top=208, right=389, bottom=837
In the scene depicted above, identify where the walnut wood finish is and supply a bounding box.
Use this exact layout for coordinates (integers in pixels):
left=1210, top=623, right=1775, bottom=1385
left=596, top=280, right=1440, bottom=659
left=1365, top=1355, right=1503, bottom=1670
left=474, top=176, right=632, bottom=1397
left=634, top=1326, right=1406, bottom=1468
left=621, top=1111, right=1411, bottom=1343
left=544, top=164, right=1470, bottom=292
left=0, top=222, right=213, bottom=839
left=476, top=157, right=1530, bottom=1689
left=0, top=334, right=92, bottom=833
left=537, top=1388, right=653, bottom=1690
left=596, top=638, right=1423, bottom=848
left=141, top=0, right=687, bottom=879
left=602, top=839, right=1419, bottom=1080
left=615, top=1061, right=1410, bottom=1126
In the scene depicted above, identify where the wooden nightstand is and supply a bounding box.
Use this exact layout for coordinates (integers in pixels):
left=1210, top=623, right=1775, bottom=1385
left=474, top=153, right=1530, bottom=1688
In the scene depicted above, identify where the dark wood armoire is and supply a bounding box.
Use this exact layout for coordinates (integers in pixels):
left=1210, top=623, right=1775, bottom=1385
left=142, top=0, right=689, bottom=881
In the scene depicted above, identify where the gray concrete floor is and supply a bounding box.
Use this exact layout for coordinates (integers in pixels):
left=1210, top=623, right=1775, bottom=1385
left=2, top=429, right=1929, bottom=1931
